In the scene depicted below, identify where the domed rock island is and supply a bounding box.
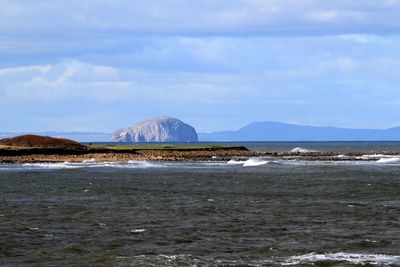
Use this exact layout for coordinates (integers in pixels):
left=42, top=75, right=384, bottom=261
left=111, top=116, right=198, bottom=142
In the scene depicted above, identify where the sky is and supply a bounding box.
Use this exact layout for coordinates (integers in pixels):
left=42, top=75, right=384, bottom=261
left=1, top=0, right=400, bottom=133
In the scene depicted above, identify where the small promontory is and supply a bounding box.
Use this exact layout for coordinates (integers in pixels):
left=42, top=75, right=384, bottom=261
left=111, top=116, right=198, bottom=142
left=0, top=135, right=85, bottom=149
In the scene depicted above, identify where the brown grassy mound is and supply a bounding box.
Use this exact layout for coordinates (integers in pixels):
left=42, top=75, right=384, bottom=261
left=0, top=135, right=85, bottom=149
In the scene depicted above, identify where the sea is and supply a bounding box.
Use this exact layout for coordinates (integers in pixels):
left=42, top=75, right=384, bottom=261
left=1, top=141, right=400, bottom=266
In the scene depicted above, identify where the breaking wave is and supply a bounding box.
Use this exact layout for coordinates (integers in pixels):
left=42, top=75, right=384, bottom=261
left=227, top=159, right=244, bottom=165
left=290, top=147, right=316, bottom=153
left=1, top=160, right=242, bottom=171
left=376, top=157, right=400, bottom=164
left=3, top=154, right=400, bottom=171
left=243, top=158, right=269, bottom=167
left=115, top=252, right=400, bottom=266
left=13, top=160, right=163, bottom=170
left=359, top=154, right=387, bottom=160
left=82, top=158, right=97, bottom=164
left=227, top=158, right=269, bottom=167
left=282, top=252, right=400, bottom=266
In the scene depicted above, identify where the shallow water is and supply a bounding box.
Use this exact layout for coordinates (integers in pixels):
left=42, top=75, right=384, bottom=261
left=1, top=158, right=400, bottom=266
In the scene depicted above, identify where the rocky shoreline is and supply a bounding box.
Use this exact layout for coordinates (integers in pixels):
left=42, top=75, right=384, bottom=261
left=0, top=147, right=262, bottom=164
left=1, top=148, right=400, bottom=164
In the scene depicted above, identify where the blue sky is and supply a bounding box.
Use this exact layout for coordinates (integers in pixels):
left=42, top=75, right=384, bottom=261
left=1, top=0, right=400, bottom=132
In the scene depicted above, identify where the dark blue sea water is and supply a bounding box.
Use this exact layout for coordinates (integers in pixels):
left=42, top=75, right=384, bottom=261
left=1, top=142, right=400, bottom=266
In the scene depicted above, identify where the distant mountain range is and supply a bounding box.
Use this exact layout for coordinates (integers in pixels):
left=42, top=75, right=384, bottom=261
left=0, top=132, right=111, bottom=142
left=2, top=121, right=400, bottom=142
left=199, top=121, right=400, bottom=141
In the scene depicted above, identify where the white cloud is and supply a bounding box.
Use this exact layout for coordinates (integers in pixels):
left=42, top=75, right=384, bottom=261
left=0, top=65, right=51, bottom=77
left=2, top=30, right=400, bottom=131
left=307, top=10, right=364, bottom=23
left=0, top=0, right=398, bottom=36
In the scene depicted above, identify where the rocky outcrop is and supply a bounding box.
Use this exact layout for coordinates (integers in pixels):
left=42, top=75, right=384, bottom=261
left=111, top=116, right=198, bottom=142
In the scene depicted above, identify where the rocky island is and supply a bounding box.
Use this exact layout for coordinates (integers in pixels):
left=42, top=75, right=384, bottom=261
left=111, top=116, right=198, bottom=142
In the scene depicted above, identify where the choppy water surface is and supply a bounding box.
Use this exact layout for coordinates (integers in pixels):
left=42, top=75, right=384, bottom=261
left=1, top=144, right=400, bottom=266
left=101, top=141, right=400, bottom=153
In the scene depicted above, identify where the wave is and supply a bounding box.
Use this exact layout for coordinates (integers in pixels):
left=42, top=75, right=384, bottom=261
left=82, top=158, right=97, bottom=164
left=227, top=159, right=244, bottom=165
left=275, top=159, right=386, bottom=167
left=243, top=158, right=269, bottom=167
left=377, top=157, right=400, bottom=164
left=115, top=252, right=400, bottom=266
left=282, top=252, right=400, bottom=266
left=359, top=154, right=386, bottom=160
left=17, top=160, right=162, bottom=170
left=126, top=160, right=161, bottom=168
left=129, top=229, right=146, bottom=233
left=227, top=158, right=269, bottom=167
left=4, top=155, right=400, bottom=171
left=2, top=160, right=239, bottom=171
left=290, top=147, right=316, bottom=153
left=357, top=154, right=400, bottom=164
left=22, top=162, right=82, bottom=169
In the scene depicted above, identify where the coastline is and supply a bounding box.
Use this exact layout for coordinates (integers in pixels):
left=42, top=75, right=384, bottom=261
left=0, top=146, right=263, bottom=164
left=1, top=145, right=400, bottom=164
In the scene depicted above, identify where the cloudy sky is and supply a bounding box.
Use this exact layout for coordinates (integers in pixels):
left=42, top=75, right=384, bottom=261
left=1, top=0, right=400, bottom=132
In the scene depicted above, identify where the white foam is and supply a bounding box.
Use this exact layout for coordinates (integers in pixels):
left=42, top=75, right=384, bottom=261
left=276, top=159, right=376, bottom=166
left=130, top=229, right=146, bottom=233
left=82, top=158, right=97, bottom=163
left=3, top=160, right=244, bottom=171
left=359, top=154, right=400, bottom=160
left=227, top=158, right=269, bottom=167
left=337, top=154, right=348, bottom=158
left=290, top=147, right=315, bottom=153
left=227, top=159, right=244, bottom=165
left=377, top=157, right=400, bottom=164
left=282, top=252, right=400, bottom=266
left=22, top=162, right=81, bottom=169
left=359, top=154, right=383, bottom=160
left=243, top=158, right=269, bottom=167
left=18, top=160, right=162, bottom=170
left=126, top=160, right=164, bottom=168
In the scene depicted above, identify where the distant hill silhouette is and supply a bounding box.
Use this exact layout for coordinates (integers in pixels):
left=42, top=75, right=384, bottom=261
left=199, top=121, right=400, bottom=141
